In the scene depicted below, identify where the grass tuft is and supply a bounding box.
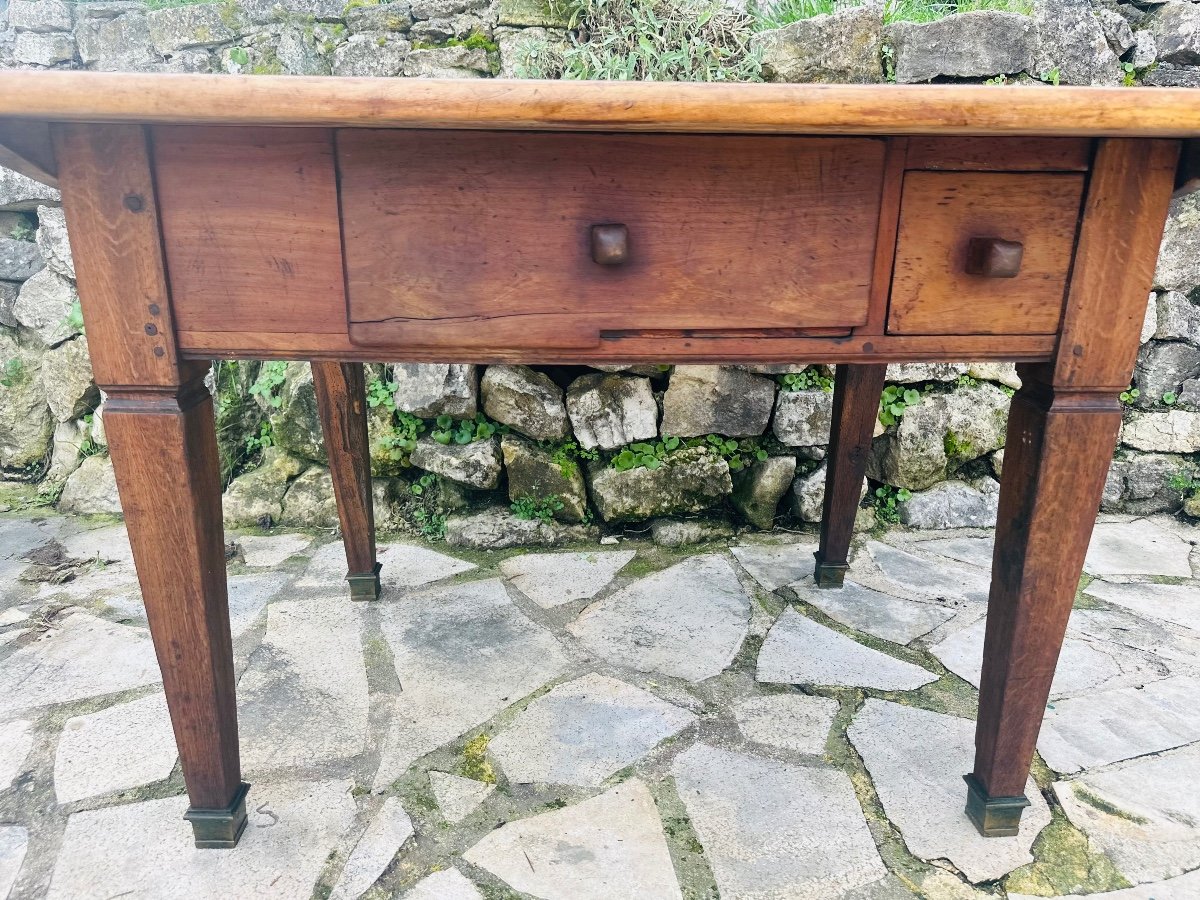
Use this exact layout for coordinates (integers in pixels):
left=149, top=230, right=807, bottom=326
left=751, top=0, right=1032, bottom=31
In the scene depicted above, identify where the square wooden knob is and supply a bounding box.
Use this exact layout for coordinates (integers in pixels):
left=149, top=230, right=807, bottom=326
left=965, top=237, right=1024, bottom=278
left=591, top=224, right=629, bottom=266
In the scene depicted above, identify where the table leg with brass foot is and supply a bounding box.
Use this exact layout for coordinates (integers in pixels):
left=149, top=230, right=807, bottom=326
left=967, top=138, right=1181, bottom=837
left=53, top=122, right=251, bottom=848
left=107, top=375, right=249, bottom=848
left=312, top=361, right=380, bottom=600
left=968, top=366, right=1122, bottom=835
left=814, top=363, right=886, bottom=587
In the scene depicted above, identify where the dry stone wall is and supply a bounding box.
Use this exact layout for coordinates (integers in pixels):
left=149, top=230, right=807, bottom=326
left=1, top=0, right=1198, bottom=544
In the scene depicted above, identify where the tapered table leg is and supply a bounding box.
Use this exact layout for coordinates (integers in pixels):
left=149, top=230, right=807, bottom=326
left=107, top=373, right=248, bottom=847
left=967, top=366, right=1122, bottom=835
left=814, top=363, right=886, bottom=587
left=312, top=361, right=380, bottom=600
left=52, top=122, right=251, bottom=848
left=966, top=138, right=1181, bottom=837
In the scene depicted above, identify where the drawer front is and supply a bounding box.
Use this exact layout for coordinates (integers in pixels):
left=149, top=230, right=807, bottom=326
left=888, top=172, right=1085, bottom=336
left=339, top=131, right=886, bottom=350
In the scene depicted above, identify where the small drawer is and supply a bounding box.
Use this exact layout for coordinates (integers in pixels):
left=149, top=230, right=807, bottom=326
left=887, top=172, right=1085, bottom=336
left=339, top=131, right=887, bottom=352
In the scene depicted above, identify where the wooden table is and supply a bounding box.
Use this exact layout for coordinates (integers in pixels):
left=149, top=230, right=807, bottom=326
left=2, top=72, right=1197, bottom=849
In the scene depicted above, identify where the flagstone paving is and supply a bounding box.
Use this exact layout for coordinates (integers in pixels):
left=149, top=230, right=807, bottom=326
left=428, top=770, right=494, bottom=823
left=0, top=509, right=1197, bottom=898
left=487, top=673, right=696, bottom=787
left=0, top=720, right=32, bottom=791
left=732, top=693, right=839, bottom=755
left=568, top=553, right=752, bottom=682
left=758, top=608, right=939, bottom=690
left=499, top=549, right=635, bottom=608
left=849, top=700, right=1052, bottom=883
left=52, top=693, right=176, bottom=803
left=237, top=532, right=314, bottom=568
left=730, top=542, right=818, bottom=591
left=0, top=611, right=160, bottom=715
left=328, top=796, right=414, bottom=900
left=673, top=743, right=891, bottom=898
left=401, top=868, right=484, bottom=899
left=373, top=578, right=570, bottom=789
left=1037, top=674, right=1200, bottom=774
left=929, top=616, right=1163, bottom=701
left=0, top=828, right=26, bottom=900
left=1083, top=520, right=1194, bottom=578
left=794, top=579, right=956, bottom=645
left=1053, top=743, right=1200, bottom=885
left=463, top=778, right=684, bottom=900
left=238, top=597, right=370, bottom=773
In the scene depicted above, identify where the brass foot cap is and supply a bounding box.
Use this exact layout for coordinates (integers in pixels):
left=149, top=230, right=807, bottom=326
left=185, top=781, right=250, bottom=849
left=346, top=562, right=383, bottom=601
left=964, top=773, right=1030, bottom=837
left=813, top=553, right=848, bottom=589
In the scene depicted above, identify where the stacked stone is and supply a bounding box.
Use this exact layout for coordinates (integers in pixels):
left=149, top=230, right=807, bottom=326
left=751, top=0, right=1200, bottom=87
left=0, top=168, right=117, bottom=513
left=0, top=0, right=576, bottom=77
left=1108, top=190, right=1200, bottom=518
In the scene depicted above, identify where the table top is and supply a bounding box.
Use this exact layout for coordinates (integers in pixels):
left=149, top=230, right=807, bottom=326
left=1, top=71, right=1200, bottom=136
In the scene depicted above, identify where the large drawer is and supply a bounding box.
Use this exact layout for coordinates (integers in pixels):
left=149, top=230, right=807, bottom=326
left=339, top=131, right=887, bottom=351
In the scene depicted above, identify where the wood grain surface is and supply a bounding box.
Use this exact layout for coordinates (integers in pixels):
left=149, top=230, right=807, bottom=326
left=0, top=117, right=57, bottom=185
left=152, top=126, right=346, bottom=336
left=51, top=124, right=184, bottom=388
left=1054, top=138, right=1182, bottom=391
left=888, top=172, right=1085, bottom=336
left=815, top=363, right=887, bottom=585
left=3, top=73, right=1200, bottom=136
left=311, top=362, right=377, bottom=579
left=973, top=370, right=1123, bottom=798
left=905, top=137, right=1092, bottom=172
left=341, top=131, right=886, bottom=351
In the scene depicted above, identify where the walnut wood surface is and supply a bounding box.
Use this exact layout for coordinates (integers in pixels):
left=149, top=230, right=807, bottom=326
left=816, top=364, right=887, bottom=583
left=37, top=113, right=1187, bottom=845
left=51, top=124, right=185, bottom=388
left=340, top=131, right=885, bottom=351
left=973, top=369, right=1123, bottom=798
left=904, top=137, right=1092, bottom=172
left=972, top=138, right=1182, bottom=806
left=152, top=126, right=347, bottom=336
left=860, top=138, right=908, bottom=337
left=3, top=73, right=1200, bottom=137
left=53, top=124, right=244, bottom=821
left=312, top=362, right=377, bottom=579
left=177, top=329, right=1059, bottom=364
left=1054, top=139, right=1182, bottom=391
left=105, top=379, right=243, bottom=812
left=1176, top=139, right=1200, bottom=197
left=888, top=172, right=1085, bottom=336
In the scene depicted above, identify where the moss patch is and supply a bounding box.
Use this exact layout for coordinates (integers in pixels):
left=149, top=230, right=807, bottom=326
left=1004, top=805, right=1131, bottom=897
left=458, top=733, right=497, bottom=784
left=1072, top=785, right=1150, bottom=825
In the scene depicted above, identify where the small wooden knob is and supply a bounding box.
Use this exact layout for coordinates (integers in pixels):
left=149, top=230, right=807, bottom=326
left=966, top=237, right=1023, bottom=278
left=591, top=224, right=628, bottom=266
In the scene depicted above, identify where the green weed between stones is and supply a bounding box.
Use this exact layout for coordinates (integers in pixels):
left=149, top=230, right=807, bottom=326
left=777, top=367, right=834, bottom=393
left=510, top=495, right=564, bottom=524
